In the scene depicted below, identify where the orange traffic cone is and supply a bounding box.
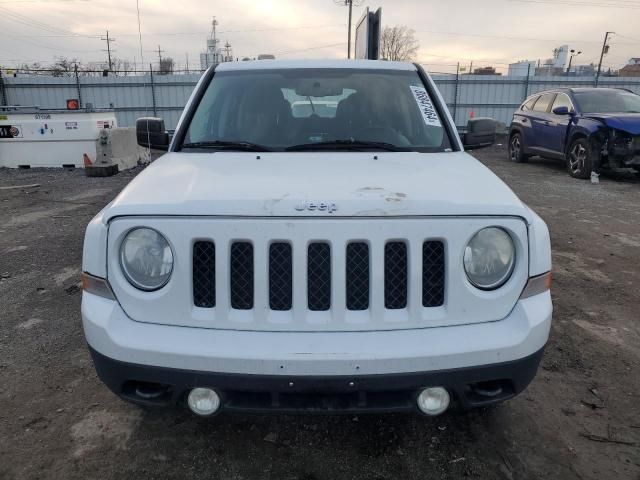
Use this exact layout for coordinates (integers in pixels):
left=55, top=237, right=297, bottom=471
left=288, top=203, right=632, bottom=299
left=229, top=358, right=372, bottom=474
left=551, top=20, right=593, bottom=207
left=83, top=154, right=93, bottom=167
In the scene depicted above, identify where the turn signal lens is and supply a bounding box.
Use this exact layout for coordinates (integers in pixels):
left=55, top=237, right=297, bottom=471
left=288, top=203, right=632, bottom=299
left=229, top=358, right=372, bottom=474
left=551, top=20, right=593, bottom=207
left=81, top=272, right=115, bottom=300
left=520, top=271, right=552, bottom=299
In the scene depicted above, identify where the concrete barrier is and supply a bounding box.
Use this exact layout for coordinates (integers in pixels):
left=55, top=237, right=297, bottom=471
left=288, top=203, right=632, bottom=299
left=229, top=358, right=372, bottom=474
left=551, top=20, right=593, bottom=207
left=95, top=127, right=150, bottom=171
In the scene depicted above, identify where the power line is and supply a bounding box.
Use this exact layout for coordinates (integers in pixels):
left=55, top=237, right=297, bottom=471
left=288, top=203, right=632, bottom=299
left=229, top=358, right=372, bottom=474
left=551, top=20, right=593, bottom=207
left=0, top=0, right=90, bottom=3
left=254, top=42, right=347, bottom=57
left=0, top=6, right=90, bottom=37
left=412, top=28, right=638, bottom=45
left=0, top=22, right=101, bottom=53
left=109, top=24, right=346, bottom=37
left=508, top=0, right=640, bottom=8
left=616, top=33, right=640, bottom=43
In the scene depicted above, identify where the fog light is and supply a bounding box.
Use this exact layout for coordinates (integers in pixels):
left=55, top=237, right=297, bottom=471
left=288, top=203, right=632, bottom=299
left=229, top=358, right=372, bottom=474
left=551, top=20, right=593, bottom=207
left=417, top=387, right=450, bottom=416
left=187, top=388, right=221, bottom=416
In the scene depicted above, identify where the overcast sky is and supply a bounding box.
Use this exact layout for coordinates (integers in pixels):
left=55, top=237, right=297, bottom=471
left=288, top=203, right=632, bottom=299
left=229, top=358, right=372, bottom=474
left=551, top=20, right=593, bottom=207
left=0, top=0, right=638, bottom=73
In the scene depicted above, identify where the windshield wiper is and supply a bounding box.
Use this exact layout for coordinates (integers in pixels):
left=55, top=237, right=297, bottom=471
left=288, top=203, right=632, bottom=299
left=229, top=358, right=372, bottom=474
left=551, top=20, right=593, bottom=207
left=286, top=140, right=411, bottom=152
left=181, top=140, right=273, bottom=152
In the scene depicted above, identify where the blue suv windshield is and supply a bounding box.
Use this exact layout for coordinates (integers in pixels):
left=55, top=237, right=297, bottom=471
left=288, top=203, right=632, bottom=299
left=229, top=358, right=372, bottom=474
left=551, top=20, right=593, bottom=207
left=574, top=90, right=640, bottom=114
left=182, top=68, right=452, bottom=152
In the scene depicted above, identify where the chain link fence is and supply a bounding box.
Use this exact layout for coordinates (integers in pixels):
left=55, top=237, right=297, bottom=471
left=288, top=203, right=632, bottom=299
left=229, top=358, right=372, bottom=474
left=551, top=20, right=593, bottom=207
left=2, top=67, right=640, bottom=131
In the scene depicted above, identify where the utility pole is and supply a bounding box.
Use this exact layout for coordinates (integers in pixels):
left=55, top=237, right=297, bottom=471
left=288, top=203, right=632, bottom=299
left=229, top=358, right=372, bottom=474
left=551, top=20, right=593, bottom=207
left=334, top=0, right=362, bottom=59
left=347, top=0, right=353, bottom=59
left=156, top=45, right=164, bottom=67
left=595, top=31, right=613, bottom=87
left=101, top=30, right=116, bottom=71
left=185, top=53, right=189, bottom=72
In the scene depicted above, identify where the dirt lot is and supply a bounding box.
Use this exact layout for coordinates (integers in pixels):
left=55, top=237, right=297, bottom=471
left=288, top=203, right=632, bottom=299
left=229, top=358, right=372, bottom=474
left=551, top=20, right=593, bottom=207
left=1, top=146, right=639, bottom=480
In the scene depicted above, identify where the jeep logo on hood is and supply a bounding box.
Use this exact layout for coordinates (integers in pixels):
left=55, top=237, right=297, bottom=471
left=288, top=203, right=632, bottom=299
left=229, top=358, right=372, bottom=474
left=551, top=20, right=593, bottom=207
left=295, top=201, right=338, bottom=214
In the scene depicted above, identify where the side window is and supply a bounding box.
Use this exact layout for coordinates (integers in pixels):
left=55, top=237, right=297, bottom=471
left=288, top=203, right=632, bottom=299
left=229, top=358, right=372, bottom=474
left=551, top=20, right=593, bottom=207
left=551, top=93, right=574, bottom=113
left=532, top=94, right=555, bottom=113
left=521, top=97, right=537, bottom=111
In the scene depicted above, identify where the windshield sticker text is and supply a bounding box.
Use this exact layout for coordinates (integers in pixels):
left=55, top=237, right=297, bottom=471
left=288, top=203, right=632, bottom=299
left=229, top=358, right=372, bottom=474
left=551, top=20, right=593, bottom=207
left=410, top=86, right=442, bottom=128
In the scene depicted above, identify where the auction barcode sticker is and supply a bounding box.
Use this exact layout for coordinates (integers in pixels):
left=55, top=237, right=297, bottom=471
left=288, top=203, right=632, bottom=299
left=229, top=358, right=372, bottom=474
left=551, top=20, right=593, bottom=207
left=410, top=86, right=442, bottom=127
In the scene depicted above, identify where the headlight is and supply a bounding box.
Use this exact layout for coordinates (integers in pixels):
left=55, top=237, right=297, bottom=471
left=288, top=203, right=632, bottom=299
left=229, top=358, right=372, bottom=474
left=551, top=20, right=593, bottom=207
left=120, top=228, right=174, bottom=291
left=464, top=227, right=515, bottom=290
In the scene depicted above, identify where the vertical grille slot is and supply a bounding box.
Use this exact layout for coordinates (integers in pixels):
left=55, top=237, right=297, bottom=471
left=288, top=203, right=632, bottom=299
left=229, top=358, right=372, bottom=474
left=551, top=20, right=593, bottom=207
left=423, top=241, right=445, bottom=307
left=193, top=241, right=215, bottom=308
left=384, top=242, right=408, bottom=310
left=307, top=243, right=331, bottom=311
left=230, top=242, right=254, bottom=310
left=269, top=242, right=293, bottom=311
left=346, top=242, right=369, bottom=311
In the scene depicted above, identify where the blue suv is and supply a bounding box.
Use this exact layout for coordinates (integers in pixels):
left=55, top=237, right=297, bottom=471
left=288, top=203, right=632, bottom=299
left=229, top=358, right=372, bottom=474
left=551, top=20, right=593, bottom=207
left=509, top=88, right=640, bottom=179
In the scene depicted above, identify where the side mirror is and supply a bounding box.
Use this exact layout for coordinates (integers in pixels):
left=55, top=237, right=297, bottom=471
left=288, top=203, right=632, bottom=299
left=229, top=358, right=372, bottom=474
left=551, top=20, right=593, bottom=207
left=552, top=106, right=571, bottom=116
left=136, top=117, right=169, bottom=151
left=463, top=118, right=496, bottom=150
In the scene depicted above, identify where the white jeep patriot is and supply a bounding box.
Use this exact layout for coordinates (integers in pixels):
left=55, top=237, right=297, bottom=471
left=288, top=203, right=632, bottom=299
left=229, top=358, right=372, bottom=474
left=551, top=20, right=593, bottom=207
left=81, top=60, right=552, bottom=416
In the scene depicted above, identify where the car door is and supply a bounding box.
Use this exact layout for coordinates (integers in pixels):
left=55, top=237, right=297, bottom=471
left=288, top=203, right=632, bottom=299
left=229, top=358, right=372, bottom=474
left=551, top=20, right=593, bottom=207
left=513, top=96, right=538, bottom=149
left=547, top=93, right=575, bottom=154
left=528, top=93, right=556, bottom=151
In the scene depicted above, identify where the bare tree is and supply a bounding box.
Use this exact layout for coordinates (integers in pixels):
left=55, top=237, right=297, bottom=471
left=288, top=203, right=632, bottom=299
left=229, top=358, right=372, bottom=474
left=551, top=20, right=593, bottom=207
left=18, top=62, right=43, bottom=75
left=50, top=56, right=82, bottom=77
left=96, top=57, right=136, bottom=76
left=380, top=26, right=420, bottom=61
left=159, top=57, right=174, bottom=75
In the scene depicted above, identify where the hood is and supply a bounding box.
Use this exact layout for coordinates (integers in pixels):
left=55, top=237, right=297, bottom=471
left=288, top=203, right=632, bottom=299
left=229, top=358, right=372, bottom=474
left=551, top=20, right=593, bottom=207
left=104, top=151, right=530, bottom=221
left=584, top=113, right=640, bottom=135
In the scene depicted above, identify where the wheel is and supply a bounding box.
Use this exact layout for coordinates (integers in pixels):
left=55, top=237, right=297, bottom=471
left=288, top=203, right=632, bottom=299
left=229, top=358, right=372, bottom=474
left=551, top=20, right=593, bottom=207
left=567, top=138, right=594, bottom=179
left=508, top=132, right=528, bottom=163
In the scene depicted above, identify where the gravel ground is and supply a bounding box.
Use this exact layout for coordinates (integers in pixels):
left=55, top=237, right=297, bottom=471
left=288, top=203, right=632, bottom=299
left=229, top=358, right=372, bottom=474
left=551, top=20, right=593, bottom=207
left=1, top=146, right=639, bottom=480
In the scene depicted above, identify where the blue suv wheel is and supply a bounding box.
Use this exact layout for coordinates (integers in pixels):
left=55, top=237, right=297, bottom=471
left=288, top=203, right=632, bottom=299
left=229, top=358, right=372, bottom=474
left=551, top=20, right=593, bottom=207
left=509, top=132, right=529, bottom=163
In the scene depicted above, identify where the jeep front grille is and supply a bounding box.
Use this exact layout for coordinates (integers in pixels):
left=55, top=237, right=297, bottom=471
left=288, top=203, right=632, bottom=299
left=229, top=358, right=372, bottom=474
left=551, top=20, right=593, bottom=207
left=345, top=242, right=370, bottom=311
left=422, top=241, right=446, bottom=308
left=230, top=242, right=254, bottom=310
left=384, top=242, right=408, bottom=310
left=269, top=242, right=293, bottom=311
left=193, top=240, right=445, bottom=312
left=193, top=241, right=216, bottom=308
left=110, top=217, right=529, bottom=332
left=307, top=243, right=332, bottom=311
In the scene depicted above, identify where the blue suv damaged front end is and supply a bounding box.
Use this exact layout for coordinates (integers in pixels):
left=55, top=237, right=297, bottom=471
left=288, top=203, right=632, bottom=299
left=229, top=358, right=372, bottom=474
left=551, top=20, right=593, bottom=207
left=509, top=87, right=640, bottom=178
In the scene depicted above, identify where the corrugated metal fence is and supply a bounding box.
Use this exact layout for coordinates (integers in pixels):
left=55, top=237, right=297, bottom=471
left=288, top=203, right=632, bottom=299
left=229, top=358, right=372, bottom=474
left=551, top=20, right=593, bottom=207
left=2, top=70, right=640, bottom=131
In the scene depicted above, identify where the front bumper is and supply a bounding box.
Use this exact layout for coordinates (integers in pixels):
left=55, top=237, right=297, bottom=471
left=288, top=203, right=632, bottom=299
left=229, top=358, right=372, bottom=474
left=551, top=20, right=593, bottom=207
left=89, top=345, right=545, bottom=413
left=82, top=291, right=551, bottom=412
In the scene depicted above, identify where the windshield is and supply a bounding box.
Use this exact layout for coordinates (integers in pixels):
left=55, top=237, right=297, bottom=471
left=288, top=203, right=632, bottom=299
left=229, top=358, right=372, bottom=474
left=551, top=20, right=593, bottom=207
left=574, top=90, right=640, bottom=114
left=182, top=68, right=451, bottom=152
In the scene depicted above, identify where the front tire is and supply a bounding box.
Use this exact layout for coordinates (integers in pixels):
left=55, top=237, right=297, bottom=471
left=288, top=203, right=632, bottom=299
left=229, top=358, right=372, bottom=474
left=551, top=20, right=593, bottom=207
left=509, top=133, right=529, bottom=163
left=567, top=138, right=594, bottom=179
